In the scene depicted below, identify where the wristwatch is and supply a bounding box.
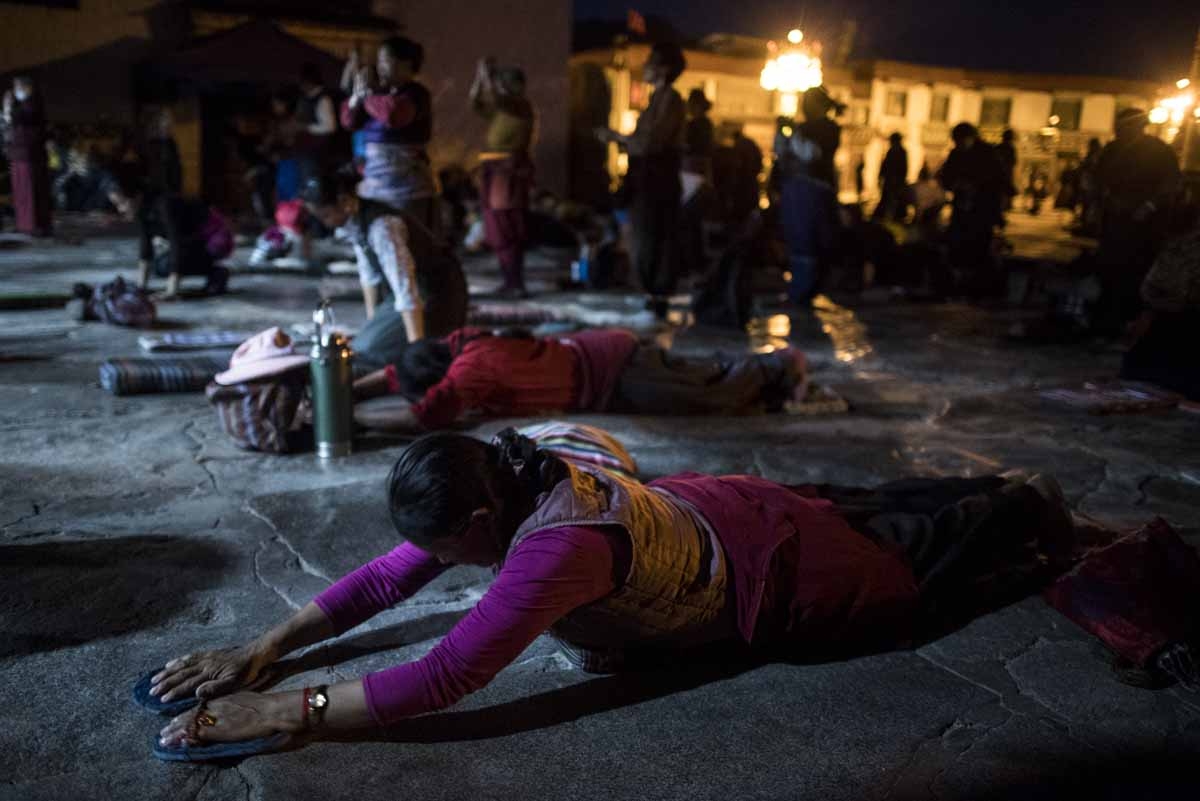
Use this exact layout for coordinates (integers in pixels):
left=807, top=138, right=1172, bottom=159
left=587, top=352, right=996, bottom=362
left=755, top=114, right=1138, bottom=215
left=304, top=685, right=329, bottom=729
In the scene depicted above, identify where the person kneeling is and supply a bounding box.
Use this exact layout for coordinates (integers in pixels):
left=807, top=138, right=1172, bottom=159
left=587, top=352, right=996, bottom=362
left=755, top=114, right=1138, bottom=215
left=137, top=195, right=232, bottom=299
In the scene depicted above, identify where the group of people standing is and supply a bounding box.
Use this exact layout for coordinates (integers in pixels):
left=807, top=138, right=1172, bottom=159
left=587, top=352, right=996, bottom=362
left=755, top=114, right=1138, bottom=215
left=298, top=36, right=538, bottom=342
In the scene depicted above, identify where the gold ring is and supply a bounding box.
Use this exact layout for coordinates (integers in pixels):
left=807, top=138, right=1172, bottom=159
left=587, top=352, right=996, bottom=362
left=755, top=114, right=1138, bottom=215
left=196, top=712, right=218, bottom=728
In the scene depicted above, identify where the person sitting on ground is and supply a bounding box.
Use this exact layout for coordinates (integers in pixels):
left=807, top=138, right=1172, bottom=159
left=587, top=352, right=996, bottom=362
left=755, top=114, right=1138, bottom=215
left=137, top=194, right=233, bottom=299
left=351, top=325, right=811, bottom=431
left=52, top=146, right=131, bottom=214
left=1120, top=212, right=1200, bottom=400
left=150, top=423, right=1074, bottom=754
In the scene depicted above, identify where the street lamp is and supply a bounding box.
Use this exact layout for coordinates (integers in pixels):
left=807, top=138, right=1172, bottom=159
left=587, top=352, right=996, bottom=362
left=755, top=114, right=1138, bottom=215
left=1150, top=82, right=1196, bottom=145
left=761, top=28, right=824, bottom=117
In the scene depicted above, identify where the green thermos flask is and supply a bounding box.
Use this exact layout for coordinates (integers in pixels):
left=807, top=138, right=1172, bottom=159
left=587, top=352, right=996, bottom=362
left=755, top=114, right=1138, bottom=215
left=310, top=300, right=354, bottom=459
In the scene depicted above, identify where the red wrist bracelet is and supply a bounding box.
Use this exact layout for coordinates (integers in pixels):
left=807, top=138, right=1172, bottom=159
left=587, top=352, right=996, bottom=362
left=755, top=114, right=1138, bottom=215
left=301, top=686, right=311, bottom=729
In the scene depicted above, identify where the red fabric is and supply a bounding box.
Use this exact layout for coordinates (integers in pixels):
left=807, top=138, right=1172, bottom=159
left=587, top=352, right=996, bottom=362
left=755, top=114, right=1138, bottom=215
left=383, top=364, right=402, bottom=396
left=339, top=98, right=362, bottom=131
left=649, top=473, right=920, bottom=644
left=273, top=199, right=307, bottom=234
left=1044, top=518, right=1199, bottom=667
left=340, top=94, right=417, bottom=131
left=561, top=329, right=639, bottom=411
left=10, top=159, right=52, bottom=235
left=411, top=334, right=580, bottom=428
left=483, top=208, right=527, bottom=289
left=365, top=93, right=417, bottom=128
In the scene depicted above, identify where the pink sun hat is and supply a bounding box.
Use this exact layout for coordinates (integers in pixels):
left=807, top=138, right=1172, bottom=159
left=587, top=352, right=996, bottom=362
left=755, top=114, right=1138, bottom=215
left=215, top=327, right=310, bottom=385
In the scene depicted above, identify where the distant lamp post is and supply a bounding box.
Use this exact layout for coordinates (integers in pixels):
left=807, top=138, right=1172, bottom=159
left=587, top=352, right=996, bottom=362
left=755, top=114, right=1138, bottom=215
left=1172, top=26, right=1200, bottom=171
left=1150, top=82, right=1196, bottom=145
left=761, top=28, right=824, bottom=117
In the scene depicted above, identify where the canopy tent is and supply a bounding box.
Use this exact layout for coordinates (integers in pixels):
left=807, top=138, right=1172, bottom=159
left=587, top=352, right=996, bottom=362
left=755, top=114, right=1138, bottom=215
left=146, top=18, right=343, bottom=90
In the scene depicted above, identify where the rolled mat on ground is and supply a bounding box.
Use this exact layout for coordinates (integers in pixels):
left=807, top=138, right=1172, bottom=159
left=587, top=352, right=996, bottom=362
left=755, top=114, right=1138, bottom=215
left=0, top=291, right=72, bottom=310
left=99, top=356, right=228, bottom=395
left=137, top=331, right=250, bottom=352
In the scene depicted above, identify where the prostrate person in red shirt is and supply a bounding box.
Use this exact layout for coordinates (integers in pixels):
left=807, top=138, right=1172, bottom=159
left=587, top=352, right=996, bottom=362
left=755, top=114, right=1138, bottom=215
left=150, top=425, right=1074, bottom=758
left=352, top=326, right=811, bottom=431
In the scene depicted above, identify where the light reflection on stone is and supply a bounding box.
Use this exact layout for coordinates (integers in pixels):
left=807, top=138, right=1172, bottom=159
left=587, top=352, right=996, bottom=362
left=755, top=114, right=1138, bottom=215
left=811, top=294, right=874, bottom=363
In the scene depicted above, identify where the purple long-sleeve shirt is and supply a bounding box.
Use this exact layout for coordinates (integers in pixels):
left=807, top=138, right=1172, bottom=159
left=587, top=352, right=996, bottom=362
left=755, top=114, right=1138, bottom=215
left=313, top=475, right=917, bottom=725
left=313, top=527, right=620, bottom=725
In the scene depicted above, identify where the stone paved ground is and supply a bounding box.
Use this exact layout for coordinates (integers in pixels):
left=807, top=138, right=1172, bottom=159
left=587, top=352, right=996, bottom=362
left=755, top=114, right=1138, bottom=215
left=1, top=217, right=1198, bottom=800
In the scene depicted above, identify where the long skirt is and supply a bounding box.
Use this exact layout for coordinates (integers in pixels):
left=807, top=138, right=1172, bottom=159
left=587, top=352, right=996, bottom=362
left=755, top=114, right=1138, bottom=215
left=11, top=159, right=52, bottom=235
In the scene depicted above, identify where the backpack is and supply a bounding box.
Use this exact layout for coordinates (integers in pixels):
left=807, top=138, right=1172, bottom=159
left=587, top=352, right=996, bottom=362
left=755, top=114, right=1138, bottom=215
left=75, top=277, right=157, bottom=328
left=205, top=369, right=310, bottom=454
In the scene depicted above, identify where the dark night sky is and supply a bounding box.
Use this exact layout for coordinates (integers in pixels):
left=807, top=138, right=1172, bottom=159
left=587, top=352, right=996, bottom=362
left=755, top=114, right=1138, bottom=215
left=574, top=0, right=1200, bottom=81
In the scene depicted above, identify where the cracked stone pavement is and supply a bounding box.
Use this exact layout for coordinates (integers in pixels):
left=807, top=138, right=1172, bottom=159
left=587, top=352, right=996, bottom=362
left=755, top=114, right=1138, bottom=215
left=1, top=220, right=1198, bottom=800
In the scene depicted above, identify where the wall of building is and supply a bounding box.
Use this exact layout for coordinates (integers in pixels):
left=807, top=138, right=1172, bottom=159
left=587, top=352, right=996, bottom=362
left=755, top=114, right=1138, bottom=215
left=392, top=0, right=571, bottom=195
left=0, top=0, right=155, bottom=75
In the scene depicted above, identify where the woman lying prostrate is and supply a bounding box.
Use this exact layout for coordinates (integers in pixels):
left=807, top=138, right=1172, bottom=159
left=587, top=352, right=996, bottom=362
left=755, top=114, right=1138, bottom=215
left=351, top=325, right=811, bottom=432
left=149, top=424, right=1073, bottom=760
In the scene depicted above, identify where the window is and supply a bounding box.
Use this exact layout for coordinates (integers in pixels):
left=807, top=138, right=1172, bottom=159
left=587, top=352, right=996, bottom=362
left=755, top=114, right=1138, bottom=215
left=885, top=90, right=908, bottom=117
left=930, top=93, right=950, bottom=122
left=980, top=97, right=1012, bottom=127
left=1050, top=98, right=1082, bottom=131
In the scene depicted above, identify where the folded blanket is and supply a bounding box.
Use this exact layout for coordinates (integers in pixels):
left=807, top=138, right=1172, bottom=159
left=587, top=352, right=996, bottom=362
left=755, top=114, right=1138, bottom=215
left=138, top=331, right=250, bottom=353
left=100, top=356, right=228, bottom=396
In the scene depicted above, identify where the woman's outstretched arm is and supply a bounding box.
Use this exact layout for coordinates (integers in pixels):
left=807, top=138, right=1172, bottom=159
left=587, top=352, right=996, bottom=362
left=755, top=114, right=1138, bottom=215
left=159, top=527, right=618, bottom=748
left=152, top=544, right=450, bottom=702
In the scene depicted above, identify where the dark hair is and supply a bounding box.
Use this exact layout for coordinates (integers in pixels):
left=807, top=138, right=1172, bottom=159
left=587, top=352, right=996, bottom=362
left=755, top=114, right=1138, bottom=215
left=300, top=62, right=323, bottom=87
left=649, top=42, right=685, bottom=83
left=386, top=429, right=566, bottom=548
left=301, top=167, right=359, bottom=207
left=393, top=328, right=529, bottom=398
left=394, top=339, right=454, bottom=397
left=888, top=132, right=903, bottom=145
left=951, top=122, right=979, bottom=142
left=381, top=36, right=424, bottom=73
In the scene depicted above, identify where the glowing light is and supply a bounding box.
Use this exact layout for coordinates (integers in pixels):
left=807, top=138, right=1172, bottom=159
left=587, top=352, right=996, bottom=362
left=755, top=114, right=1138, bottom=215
left=1048, top=114, right=1061, bottom=126
left=1178, top=78, right=1191, bottom=90
left=778, top=91, right=799, bottom=116
left=761, top=30, right=823, bottom=94
left=1149, top=106, right=1170, bottom=124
